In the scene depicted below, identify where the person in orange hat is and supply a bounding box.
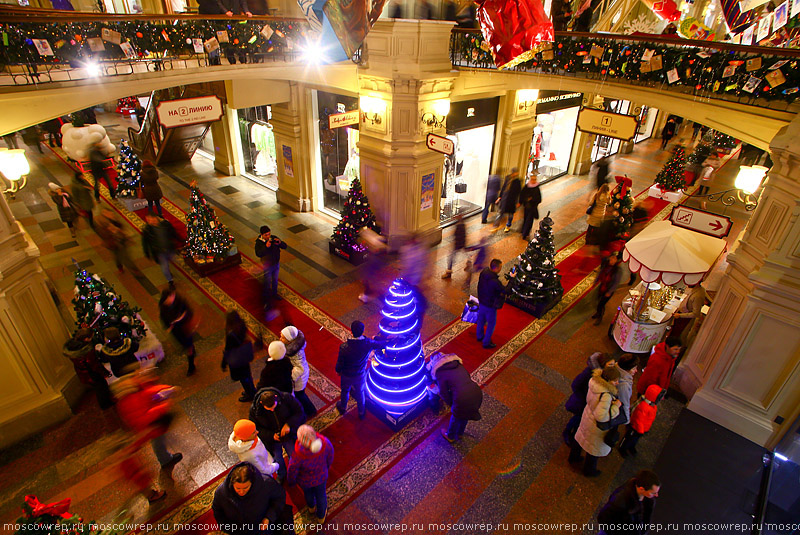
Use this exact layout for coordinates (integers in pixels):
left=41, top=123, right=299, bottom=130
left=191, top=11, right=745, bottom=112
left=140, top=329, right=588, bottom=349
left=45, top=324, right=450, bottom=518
left=228, top=419, right=279, bottom=478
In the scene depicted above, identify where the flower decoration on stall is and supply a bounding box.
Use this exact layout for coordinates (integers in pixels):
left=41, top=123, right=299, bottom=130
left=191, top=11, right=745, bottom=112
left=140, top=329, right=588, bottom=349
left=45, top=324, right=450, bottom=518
left=476, top=0, right=554, bottom=69
left=114, top=140, right=141, bottom=198
left=655, top=145, right=686, bottom=192
left=367, top=278, right=427, bottom=426
left=506, top=212, right=563, bottom=315
left=72, top=267, right=146, bottom=344
left=331, top=177, right=379, bottom=253
left=185, top=184, right=236, bottom=263
left=610, top=175, right=634, bottom=239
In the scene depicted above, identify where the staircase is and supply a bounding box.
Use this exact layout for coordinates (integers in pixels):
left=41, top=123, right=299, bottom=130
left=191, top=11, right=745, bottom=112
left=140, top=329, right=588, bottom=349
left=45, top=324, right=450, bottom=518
left=128, top=82, right=225, bottom=166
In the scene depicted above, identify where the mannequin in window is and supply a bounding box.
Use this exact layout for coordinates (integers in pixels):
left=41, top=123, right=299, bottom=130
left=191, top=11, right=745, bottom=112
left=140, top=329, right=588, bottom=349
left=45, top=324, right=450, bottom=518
left=531, top=126, right=543, bottom=171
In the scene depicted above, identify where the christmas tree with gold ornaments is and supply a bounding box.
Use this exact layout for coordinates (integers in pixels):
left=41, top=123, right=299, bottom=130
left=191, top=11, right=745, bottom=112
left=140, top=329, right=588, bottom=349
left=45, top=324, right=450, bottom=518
left=185, top=183, right=235, bottom=263
left=610, top=176, right=635, bottom=239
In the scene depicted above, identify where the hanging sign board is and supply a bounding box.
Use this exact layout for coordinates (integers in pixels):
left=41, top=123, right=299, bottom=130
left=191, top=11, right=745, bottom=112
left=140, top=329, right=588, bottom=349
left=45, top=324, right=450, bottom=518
left=669, top=206, right=732, bottom=238
left=156, top=96, right=223, bottom=129
left=426, top=133, right=454, bottom=156
left=328, top=110, right=359, bottom=129
left=576, top=107, right=639, bottom=141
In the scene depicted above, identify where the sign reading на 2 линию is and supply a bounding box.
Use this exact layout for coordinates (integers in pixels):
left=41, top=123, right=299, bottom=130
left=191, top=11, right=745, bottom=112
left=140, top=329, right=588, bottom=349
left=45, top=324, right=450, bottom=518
left=576, top=107, right=640, bottom=141
left=156, top=96, right=223, bottom=129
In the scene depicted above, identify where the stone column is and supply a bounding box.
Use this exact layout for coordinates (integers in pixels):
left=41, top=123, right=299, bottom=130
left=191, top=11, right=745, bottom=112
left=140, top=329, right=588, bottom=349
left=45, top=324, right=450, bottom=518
left=676, top=115, right=800, bottom=448
left=493, top=91, right=537, bottom=177
left=0, top=192, right=75, bottom=449
left=271, top=83, right=315, bottom=212
left=568, top=93, right=598, bottom=176
left=209, top=105, right=240, bottom=176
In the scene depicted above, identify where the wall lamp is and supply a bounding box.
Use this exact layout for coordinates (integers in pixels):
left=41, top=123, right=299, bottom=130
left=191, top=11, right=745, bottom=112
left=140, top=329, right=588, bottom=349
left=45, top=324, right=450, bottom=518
left=700, top=165, right=767, bottom=211
left=421, top=99, right=450, bottom=128
left=0, top=148, right=30, bottom=198
left=360, top=95, right=386, bottom=126
left=517, top=89, right=538, bottom=111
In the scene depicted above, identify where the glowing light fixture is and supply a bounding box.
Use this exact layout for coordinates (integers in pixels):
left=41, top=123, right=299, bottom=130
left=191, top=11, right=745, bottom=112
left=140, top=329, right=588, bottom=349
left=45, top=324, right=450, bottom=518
left=735, top=165, right=767, bottom=195
left=517, top=89, right=538, bottom=111
left=0, top=148, right=30, bottom=197
left=359, top=95, right=386, bottom=125
left=85, top=61, right=101, bottom=77
left=421, top=99, right=450, bottom=128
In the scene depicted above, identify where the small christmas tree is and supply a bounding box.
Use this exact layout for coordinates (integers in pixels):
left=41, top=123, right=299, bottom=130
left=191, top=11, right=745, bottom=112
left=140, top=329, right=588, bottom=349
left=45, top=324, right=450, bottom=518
left=687, top=138, right=712, bottom=167
left=655, top=146, right=686, bottom=192
left=331, top=177, right=379, bottom=252
left=507, top=212, right=563, bottom=307
left=712, top=131, right=737, bottom=149
left=185, top=184, right=235, bottom=261
left=72, top=266, right=146, bottom=344
left=115, top=140, right=141, bottom=198
left=609, top=176, right=635, bottom=239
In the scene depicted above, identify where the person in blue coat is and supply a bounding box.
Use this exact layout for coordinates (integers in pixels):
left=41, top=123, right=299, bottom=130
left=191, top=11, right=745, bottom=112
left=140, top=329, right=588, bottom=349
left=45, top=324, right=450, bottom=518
left=212, top=462, right=286, bottom=535
left=482, top=174, right=501, bottom=224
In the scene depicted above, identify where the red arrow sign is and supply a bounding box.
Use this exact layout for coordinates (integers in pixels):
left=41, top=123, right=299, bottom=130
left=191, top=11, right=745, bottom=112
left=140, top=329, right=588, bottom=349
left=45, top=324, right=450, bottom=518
left=669, top=206, right=732, bottom=238
left=426, top=133, right=454, bottom=156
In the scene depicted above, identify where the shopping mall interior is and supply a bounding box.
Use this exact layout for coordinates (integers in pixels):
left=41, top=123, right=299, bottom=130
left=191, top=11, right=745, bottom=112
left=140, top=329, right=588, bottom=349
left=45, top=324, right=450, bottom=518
left=1, top=0, right=800, bottom=533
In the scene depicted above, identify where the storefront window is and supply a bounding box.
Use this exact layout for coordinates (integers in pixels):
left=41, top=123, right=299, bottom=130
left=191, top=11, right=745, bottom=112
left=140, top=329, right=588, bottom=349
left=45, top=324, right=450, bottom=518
left=315, top=91, right=359, bottom=215
left=635, top=105, right=659, bottom=143
left=592, top=99, right=631, bottom=162
left=529, top=107, right=579, bottom=182
left=441, top=125, right=494, bottom=223
left=237, top=105, right=278, bottom=190
left=198, top=127, right=215, bottom=161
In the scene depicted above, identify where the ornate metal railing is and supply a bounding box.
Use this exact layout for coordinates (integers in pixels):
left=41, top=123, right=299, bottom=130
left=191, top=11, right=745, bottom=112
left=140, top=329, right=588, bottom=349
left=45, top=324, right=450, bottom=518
left=450, top=28, right=800, bottom=110
left=0, top=9, right=311, bottom=86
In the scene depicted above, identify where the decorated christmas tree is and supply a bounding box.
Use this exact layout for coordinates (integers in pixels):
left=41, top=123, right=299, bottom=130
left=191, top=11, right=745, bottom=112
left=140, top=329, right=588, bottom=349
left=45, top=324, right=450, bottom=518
left=655, top=146, right=686, bottom=192
left=367, top=278, right=427, bottom=427
left=185, top=184, right=235, bottom=261
left=72, top=266, right=146, bottom=344
left=331, top=177, right=379, bottom=252
left=115, top=140, right=141, bottom=198
left=712, top=131, right=737, bottom=149
left=506, top=213, right=563, bottom=309
left=609, top=176, right=635, bottom=239
left=687, top=138, right=713, bottom=167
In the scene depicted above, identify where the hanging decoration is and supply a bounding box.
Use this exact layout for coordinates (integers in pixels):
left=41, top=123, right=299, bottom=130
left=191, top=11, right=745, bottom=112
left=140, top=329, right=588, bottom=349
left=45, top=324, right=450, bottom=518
left=476, top=0, right=554, bottom=69
left=639, top=0, right=681, bottom=21
left=322, top=0, right=387, bottom=59
left=679, top=17, right=716, bottom=40
left=721, top=0, right=754, bottom=34
left=623, top=14, right=660, bottom=35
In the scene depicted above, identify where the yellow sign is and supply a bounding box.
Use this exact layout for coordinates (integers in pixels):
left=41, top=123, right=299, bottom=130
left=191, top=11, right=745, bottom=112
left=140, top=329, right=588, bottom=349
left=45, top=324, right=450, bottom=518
left=576, top=107, right=639, bottom=141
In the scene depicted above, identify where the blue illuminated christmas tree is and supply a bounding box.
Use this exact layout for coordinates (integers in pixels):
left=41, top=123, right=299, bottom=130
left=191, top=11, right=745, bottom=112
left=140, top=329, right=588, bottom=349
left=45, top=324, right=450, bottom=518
left=367, top=278, right=428, bottom=427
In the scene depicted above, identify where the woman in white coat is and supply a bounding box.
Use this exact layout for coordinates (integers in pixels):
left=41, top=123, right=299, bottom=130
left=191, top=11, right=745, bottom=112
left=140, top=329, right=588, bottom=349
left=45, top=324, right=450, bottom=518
left=568, top=365, right=622, bottom=477
left=281, top=326, right=317, bottom=417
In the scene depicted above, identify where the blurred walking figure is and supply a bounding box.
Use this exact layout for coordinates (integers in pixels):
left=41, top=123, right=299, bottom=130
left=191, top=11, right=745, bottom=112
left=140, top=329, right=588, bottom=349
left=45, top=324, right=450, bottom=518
left=400, top=232, right=430, bottom=319
left=142, top=214, right=180, bottom=286
left=494, top=168, right=522, bottom=232
left=464, top=232, right=490, bottom=290
left=221, top=311, right=258, bottom=402
left=585, top=183, right=610, bottom=247
left=660, top=117, right=677, bottom=150
left=482, top=174, right=501, bottom=224
left=697, top=159, right=716, bottom=196
left=442, top=213, right=467, bottom=279
left=47, top=182, right=78, bottom=238
left=96, top=209, right=143, bottom=276
left=70, top=171, right=95, bottom=229
left=359, top=227, right=387, bottom=303
left=89, top=141, right=115, bottom=200
left=159, top=287, right=198, bottom=376
left=593, top=252, right=622, bottom=325
left=519, top=173, right=542, bottom=240
left=594, top=159, right=611, bottom=189
left=140, top=160, right=164, bottom=217
left=21, top=126, right=43, bottom=153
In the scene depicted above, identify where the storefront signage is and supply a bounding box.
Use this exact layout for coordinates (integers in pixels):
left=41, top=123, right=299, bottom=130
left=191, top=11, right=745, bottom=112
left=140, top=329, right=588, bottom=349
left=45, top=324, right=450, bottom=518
left=447, top=97, right=500, bottom=133
left=535, top=91, right=583, bottom=114
left=669, top=206, right=732, bottom=238
left=156, top=96, right=223, bottom=129
left=426, top=133, right=454, bottom=156
left=328, top=110, right=359, bottom=129
left=577, top=107, right=639, bottom=141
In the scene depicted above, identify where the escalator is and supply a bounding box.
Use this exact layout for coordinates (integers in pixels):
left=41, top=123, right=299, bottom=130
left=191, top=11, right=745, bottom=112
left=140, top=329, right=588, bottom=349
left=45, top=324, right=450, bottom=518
left=127, top=82, right=225, bottom=165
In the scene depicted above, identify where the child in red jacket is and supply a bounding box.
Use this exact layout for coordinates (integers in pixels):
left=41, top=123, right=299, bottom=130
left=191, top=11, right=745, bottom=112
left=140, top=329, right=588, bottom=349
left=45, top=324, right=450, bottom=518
left=619, top=384, right=664, bottom=457
left=287, top=425, right=334, bottom=524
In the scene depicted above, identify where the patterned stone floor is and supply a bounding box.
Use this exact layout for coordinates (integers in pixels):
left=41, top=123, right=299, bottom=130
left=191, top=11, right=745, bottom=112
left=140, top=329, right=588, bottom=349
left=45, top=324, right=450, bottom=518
left=0, top=116, right=753, bottom=535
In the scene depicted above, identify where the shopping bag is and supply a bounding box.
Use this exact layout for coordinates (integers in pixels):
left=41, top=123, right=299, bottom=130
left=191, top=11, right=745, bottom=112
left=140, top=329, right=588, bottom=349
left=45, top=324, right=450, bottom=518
left=461, top=296, right=480, bottom=323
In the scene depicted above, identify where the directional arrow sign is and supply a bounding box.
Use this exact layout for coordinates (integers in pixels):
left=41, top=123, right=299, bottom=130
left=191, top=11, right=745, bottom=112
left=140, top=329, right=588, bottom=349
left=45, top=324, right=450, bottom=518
left=426, top=133, right=454, bottom=156
left=669, top=206, right=732, bottom=238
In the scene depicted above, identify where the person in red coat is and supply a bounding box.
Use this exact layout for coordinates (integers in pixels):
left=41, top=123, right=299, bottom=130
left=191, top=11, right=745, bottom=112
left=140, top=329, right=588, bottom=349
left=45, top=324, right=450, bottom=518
left=286, top=425, right=334, bottom=524
left=619, top=384, right=664, bottom=457
left=637, top=336, right=682, bottom=397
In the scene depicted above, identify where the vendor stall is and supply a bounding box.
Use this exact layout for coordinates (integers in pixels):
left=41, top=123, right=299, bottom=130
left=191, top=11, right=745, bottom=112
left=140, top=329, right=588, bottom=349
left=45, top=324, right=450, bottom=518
left=612, top=221, right=725, bottom=353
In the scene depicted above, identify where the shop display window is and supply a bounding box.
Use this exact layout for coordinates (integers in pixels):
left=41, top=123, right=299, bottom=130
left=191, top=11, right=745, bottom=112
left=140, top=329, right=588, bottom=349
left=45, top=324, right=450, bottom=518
left=316, top=91, right=359, bottom=215
left=440, top=125, right=494, bottom=224
left=529, top=107, right=579, bottom=182
left=238, top=105, right=278, bottom=190
left=635, top=106, right=659, bottom=143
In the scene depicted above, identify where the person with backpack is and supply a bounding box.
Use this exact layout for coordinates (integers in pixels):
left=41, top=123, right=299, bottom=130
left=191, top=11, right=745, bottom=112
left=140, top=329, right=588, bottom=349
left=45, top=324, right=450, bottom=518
left=619, top=384, right=665, bottom=457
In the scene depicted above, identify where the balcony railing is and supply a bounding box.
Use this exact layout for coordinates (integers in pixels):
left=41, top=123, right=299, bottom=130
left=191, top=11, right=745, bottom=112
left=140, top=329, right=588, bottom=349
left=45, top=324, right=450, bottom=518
left=450, top=29, right=800, bottom=111
left=0, top=9, right=311, bottom=86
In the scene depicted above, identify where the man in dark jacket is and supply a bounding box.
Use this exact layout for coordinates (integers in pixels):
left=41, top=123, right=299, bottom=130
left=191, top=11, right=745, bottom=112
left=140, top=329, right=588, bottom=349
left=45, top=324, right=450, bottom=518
left=476, top=259, right=515, bottom=349
left=495, top=168, right=522, bottom=232
left=562, top=352, right=615, bottom=445
left=442, top=213, right=467, bottom=279
left=335, top=320, right=385, bottom=419
left=249, top=387, right=306, bottom=481
left=89, top=142, right=115, bottom=200
left=255, top=225, right=287, bottom=306
left=63, top=328, right=113, bottom=409
left=482, top=174, right=501, bottom=224
left=212, top=462, right=286, bottom=535
left=597, top=470, right=660, bottom=535
left=429, top=353, right=483, bottom=442
left=142, top=215, right=179, bottom=286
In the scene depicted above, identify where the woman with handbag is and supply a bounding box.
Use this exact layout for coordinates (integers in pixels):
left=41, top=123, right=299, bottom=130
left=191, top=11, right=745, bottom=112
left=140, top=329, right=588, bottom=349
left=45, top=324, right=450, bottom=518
left=585, top=183, right=610, bottom=246
left=568, top=365, right=623, bottom=477
left=159, top=288, right=198, bottom=376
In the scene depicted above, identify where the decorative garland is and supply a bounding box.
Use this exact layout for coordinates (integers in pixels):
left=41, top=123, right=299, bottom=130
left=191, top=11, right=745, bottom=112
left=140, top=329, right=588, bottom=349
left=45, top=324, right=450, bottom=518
left=452, top=31, right=800, bottom=103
